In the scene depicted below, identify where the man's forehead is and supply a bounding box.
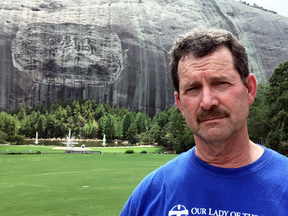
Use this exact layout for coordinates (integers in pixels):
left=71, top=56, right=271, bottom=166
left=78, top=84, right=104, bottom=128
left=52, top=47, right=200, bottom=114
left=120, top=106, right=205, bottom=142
left=181, top=73, right=231, bottom=85
left=178, top=56, right=231, bottom=76
left=178, top=48, right=234, bottom=73
left=180, top=48, right=233, bottom=63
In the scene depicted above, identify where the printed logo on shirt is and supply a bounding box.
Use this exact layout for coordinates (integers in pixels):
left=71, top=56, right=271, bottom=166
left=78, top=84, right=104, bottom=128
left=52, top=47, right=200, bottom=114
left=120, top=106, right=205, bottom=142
left=168, top=206, right=261, bottom=216
left=168, top=204, right=189, bottom=216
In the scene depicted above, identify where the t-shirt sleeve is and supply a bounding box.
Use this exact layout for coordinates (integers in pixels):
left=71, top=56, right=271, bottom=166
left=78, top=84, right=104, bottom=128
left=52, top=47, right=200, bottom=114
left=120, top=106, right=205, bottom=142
left=120, top=193, right=137, bottom=216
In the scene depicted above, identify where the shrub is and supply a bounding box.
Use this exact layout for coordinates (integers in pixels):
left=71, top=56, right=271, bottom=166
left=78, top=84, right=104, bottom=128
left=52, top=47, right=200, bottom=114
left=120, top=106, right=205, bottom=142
left=36, top=151, right=41, bottom=154
left=125, top=150, right=134, bottom=154
left=140, top=150, right=147, bottom=154
left=8, top=134, right=25, bottom=145
left=0, top=131, right=9, bottom=143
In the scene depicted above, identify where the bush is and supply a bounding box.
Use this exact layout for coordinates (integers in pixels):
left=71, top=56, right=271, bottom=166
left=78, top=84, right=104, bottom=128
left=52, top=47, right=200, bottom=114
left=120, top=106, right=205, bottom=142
left=36, top=151, right=41, bottom=154
left=125, top=150, right=134, bottom=154
left=8, top=134, right=25, bottom=145
left=140, top=150, right=147, bottom=154
left=0, top=131, right=9, bottom=143
left=128, top=134, right=140, bottom=145
left=140, top=133, right=154, bottom=145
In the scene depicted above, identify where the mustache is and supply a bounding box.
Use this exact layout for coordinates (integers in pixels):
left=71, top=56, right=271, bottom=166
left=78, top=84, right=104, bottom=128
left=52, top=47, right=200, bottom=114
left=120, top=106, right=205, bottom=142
left=196, top=108, right=230, bottom=123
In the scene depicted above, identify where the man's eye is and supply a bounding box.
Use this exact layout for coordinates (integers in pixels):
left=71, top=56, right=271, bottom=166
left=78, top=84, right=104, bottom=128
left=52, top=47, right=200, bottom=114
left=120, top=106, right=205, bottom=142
left=187, top=87, right=197, bottom=91
left=217, top=81, right=230, bottom=86
left=186, top=86, right=200, bottom=94
left=216, top=82, right=230, bottom=89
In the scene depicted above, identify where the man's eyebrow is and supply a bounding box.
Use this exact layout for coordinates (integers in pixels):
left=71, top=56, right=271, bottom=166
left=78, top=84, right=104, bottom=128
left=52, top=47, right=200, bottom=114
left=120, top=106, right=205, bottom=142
left=209, top=76, right=229, bottom=81
left=182, top=81, right=201, bottom=89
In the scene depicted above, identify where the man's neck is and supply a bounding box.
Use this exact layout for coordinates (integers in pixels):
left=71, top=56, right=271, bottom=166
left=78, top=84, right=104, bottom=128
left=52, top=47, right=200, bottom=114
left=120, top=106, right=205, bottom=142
left=194, top=137, right=264, bottom=168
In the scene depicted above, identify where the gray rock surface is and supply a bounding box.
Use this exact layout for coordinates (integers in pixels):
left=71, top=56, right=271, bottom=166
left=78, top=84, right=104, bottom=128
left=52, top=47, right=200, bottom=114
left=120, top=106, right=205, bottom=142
left=1, top=0, right=288, bottom=116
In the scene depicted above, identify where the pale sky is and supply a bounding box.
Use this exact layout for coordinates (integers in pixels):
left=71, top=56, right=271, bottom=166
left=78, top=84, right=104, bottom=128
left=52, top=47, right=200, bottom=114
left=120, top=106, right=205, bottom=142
left=236, top=0, right=288, bottom=17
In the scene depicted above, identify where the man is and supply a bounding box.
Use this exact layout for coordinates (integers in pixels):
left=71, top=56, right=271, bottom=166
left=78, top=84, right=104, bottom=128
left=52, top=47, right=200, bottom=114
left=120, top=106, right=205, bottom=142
left=120, top=27, right=288, bottom=216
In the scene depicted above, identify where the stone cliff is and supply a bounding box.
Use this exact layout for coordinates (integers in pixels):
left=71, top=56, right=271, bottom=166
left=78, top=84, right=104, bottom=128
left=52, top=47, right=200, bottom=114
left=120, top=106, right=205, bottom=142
left=1, top=0, right=288, bottom=116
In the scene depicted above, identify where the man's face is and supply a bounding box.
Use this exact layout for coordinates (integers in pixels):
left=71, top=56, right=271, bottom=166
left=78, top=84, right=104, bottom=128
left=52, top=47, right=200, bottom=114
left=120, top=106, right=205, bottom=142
left=175, top=47, right=255, bottom=145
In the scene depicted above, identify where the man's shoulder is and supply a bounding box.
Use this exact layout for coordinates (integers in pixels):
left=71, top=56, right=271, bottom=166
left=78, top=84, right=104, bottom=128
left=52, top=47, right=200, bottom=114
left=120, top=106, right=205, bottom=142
left=268, top=147, right=288, bottom=163
left=141, top=148, right=195, bottom=185
left=264, top=147, right=288, bottom=177
left=119, top=149, right=195, bottom=216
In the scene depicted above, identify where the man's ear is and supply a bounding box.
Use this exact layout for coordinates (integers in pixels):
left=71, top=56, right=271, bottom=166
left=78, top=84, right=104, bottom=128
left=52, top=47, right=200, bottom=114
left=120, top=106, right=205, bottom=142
left=246, top=74, right=257, bottom=106
left=174, top=91, right=184, bottom=116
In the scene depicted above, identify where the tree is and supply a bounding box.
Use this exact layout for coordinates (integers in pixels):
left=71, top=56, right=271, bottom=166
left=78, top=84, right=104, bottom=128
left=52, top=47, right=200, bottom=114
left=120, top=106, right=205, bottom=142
left=122, top=113, right=132, bottom=139
left=265, top=62, right=288, bottom=152
left=149, top=122, right=161, bottom=144
left=29, top=111, right=41, bottom=133
left=46, top=113, right=56, bottom=138
left=72, top=100, right=81, bottom=117
left=33, top=102, right=45, bottom=114
left=135, top=112, right=148, bottom=134
left=114, top=118, right=123, bottom=140
left=127, top=121, right=139, bottom=144
left=0, top=112, right=19, bottom=136
left=161, top=106, right=195, bottom=153
left=95, top=101, right=112, bottom=119
left=155, top=110, right=169, bottom=128
left=97, top=116, right=106, bottom=138
left=37, top=115, right=46, bottom=138
left=0, top=131, right=9, bottom=143
left=118, top=107, right=128, bottom=118
left=82, top=120, right=98, bottom=139
left=177, top=126, right=195, bottom=154
left=54, top=106, right=68, bottom=121
left=65, top=105, right=72, bottom=117
left=19, top=116, right=33, bottom=137
left=49, top=102, right=59, bottom=113
left=103, top=114, right=115, bottom=139
left=76, top=113, right=86, bottom=128
left=17, top=107, right=27, bottom=121
left=139, top=132, right=154, bottom=145
left=59, top=122, right=68, bottom=138
left=247, top=83, right=269, bottom=143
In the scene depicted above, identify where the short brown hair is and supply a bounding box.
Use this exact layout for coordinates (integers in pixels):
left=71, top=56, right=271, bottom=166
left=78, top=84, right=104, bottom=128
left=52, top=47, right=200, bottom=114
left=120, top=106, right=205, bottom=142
left=170, top=27, right=249, bottom=93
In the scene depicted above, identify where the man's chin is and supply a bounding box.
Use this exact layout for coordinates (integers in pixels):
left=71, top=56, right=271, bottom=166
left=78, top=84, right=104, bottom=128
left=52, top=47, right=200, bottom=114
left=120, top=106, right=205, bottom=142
left=195, top=128, right=229, bottom=145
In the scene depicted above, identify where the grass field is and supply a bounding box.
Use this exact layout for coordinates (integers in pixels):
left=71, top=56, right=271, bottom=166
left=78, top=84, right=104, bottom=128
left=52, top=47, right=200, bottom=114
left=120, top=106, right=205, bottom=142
left=0, top=145, right=167, bottom=154
left=0, top=146, right=177, bottom=216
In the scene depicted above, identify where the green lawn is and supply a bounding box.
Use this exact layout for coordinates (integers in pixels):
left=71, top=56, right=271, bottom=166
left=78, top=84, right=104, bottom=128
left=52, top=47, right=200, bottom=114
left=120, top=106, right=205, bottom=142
left=0, top=147, right=176, bottom=216
left=90, top=146, right=166, bottom=153
left=0, top=145, right=65, bottom=154
left=0, top=145, right=166, bottom=154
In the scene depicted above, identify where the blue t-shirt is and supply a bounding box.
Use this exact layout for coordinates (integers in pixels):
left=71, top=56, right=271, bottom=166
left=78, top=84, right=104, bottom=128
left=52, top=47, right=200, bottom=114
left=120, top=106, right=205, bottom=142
left=120, top=146, right=288, bottom=216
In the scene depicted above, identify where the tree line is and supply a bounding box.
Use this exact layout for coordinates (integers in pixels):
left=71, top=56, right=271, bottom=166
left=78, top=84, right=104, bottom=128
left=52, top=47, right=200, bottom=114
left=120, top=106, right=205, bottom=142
left=0, top=62, right=288, bottom=155
left=247, top=62, right=288, bottom=156
left=0, top=97, right=195, bottom=153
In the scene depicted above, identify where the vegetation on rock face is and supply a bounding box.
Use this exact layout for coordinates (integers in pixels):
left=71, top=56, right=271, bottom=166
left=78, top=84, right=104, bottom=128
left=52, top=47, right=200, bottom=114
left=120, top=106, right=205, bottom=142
left=240, top=1, right=277, bottom=14
left=0, top=62, right=288, bottom=155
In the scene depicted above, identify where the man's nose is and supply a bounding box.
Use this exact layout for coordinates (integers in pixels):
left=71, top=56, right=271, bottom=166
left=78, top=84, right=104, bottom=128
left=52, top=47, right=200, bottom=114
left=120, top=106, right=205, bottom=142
left=200, top=86, right=219, bottom=110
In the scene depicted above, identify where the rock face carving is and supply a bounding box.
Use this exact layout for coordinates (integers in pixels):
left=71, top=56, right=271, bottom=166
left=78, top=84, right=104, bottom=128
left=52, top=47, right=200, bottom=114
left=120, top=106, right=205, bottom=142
left=12, top=23, right=123, bottom=87
left=1, top=0, right=288, bottom=116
